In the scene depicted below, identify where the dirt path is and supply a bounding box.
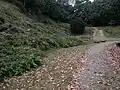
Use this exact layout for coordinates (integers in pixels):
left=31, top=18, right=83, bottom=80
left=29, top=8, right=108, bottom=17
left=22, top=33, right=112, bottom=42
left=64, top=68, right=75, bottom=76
left=92, top=27, right=107, bottom=42
left=93, top=27, right=120, bottom=42
left=68, top=42, right=120, bottom=90
left=79, top=42, right=113, bottom=89
left=68, top=27, right=120, bottom=90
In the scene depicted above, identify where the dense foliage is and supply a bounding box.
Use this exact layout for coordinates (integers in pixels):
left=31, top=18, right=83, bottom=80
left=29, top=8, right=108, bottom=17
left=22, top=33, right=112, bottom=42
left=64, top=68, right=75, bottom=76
left=5, top=0, right=120, bottom=26
left=73, top=0, right=120, bottom=26
left=17, top=0, right=73, bottom=22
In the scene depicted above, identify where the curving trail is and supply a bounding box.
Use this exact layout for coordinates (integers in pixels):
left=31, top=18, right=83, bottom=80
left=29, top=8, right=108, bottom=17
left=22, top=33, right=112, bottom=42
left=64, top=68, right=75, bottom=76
left=92, top=27, right=107, bottom=42
left=68, top=28, right=120, bottom=90
left=68, top=42, right=120, bottom=90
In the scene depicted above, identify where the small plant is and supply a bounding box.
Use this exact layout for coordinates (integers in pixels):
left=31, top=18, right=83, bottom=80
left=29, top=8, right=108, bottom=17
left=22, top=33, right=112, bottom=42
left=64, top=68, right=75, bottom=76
left=0, top=46, right=44, bottom=80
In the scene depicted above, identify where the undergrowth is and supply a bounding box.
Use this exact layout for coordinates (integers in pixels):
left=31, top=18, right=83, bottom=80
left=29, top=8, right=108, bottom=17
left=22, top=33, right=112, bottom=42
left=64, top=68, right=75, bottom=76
left=0, top=0, right=84, bottom=80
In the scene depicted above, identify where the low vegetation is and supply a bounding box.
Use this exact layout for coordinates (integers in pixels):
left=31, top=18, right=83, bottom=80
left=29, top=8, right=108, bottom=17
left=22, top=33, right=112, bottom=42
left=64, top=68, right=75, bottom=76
left=100, top=26, right=120, bottom=38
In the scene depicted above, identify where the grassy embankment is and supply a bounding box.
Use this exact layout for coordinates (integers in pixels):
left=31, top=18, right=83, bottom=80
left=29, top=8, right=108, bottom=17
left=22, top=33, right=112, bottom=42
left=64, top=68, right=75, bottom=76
left=0, top=0, right=86, bottom=80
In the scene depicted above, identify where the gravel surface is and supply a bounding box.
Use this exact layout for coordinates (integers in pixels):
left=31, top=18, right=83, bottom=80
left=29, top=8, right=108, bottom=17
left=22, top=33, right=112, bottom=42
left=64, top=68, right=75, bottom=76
left=68, top=42, right=120, bottom=90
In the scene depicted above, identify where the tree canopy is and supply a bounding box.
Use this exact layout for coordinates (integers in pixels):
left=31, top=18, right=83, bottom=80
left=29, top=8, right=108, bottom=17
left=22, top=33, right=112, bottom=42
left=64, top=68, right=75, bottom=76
left=5, top=0, right=120, bottom=33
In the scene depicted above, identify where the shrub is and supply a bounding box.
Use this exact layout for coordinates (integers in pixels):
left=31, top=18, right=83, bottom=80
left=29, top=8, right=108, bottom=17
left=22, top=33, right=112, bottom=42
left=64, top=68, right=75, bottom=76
left=0, top=46, right=44, bottom=80
left=70, top=17, right=85, bottom=35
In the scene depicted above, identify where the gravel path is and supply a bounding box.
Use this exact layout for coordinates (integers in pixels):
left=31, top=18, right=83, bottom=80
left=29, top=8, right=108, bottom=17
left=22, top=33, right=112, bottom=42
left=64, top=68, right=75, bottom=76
left=68, top=42, right=120, bottom=90
left=68, top=42, right=114, bottom=90
left=92, top=27, right=107, bottom=42
left=68, top=28, right=120, bottom=90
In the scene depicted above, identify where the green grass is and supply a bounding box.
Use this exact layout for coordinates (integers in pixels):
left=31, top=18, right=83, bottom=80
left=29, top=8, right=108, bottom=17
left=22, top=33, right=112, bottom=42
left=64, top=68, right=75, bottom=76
left=100, top=26, right=120, bottom=38
left=0, top=0, right=84, bottom=80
